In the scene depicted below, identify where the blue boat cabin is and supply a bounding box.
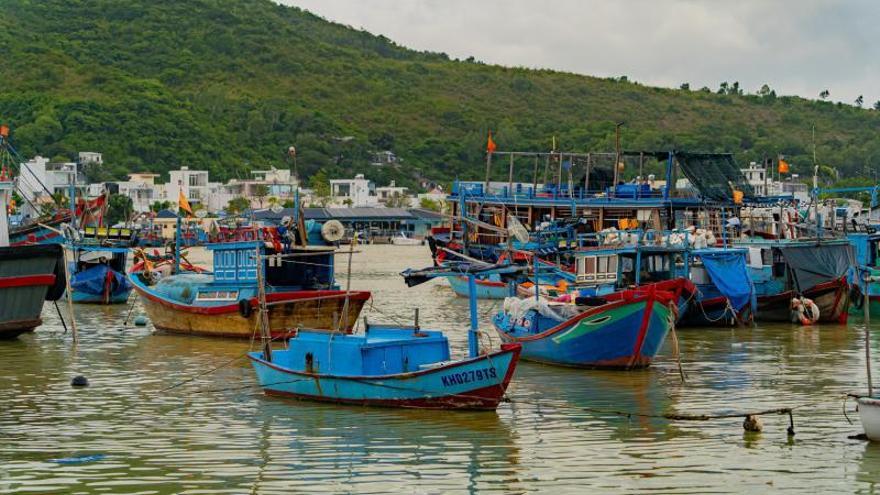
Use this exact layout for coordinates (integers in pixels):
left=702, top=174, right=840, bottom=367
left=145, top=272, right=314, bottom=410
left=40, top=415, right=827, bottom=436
left=276, top=328, right=451, bottom=376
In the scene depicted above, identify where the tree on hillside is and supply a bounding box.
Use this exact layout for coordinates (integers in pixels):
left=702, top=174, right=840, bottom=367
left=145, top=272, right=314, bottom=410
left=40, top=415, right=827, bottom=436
left=151, top=200, right=172, bottom=212
left=419, top=197, right=442, bottom=212
left=855, top=95, right=864, bottom=108
left=717, top=82, right=729, bottom=94
left=226, top=197, right=250, bottom=215
left=819, top=89, right=830, bottom=100
left=309, top=169, right=332, bottom=207
left=758, top=84, right=776, bottom=98
left=385, top=192, right=410, bottom=208
left=679, top=83, right=690, bottom=91
left=874, top=101, right=880, bottom=111
left=106, top=194, right=133, bottom=225
left=253, top=184, right=270, bottom=208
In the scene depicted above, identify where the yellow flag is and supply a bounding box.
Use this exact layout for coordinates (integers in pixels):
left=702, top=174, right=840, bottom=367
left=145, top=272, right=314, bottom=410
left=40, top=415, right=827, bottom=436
left=178, top=190, right=193, bottom=216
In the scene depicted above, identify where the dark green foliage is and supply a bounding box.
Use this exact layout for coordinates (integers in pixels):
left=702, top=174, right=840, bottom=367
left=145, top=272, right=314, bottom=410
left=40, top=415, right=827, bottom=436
left=0, top=0, right=878, bottom=189
left=106, top=194, right=133, bottom=225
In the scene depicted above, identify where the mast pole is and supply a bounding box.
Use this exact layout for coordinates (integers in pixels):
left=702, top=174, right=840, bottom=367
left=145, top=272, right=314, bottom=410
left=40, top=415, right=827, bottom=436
left=467, top=274, right=480, bottom=358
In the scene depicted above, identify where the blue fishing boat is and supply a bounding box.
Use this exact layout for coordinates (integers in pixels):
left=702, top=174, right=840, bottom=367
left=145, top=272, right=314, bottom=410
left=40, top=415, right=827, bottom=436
left=679, top=248, right=756, bottom=327
left=68, top=246, right=132, bottom=304
left=493, top=279, right=687, bottom=369
left=734, top=238, right=852, bottom=324
left=847, top=232, right=880, bottom=317
left=447, top=272, right=512, bottom=299
left=250, top=266, right=522, bottom=410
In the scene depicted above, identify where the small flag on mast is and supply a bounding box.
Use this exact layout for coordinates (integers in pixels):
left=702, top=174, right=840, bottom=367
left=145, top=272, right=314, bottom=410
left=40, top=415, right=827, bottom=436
left=486, top=131, right=497, bottom=153
left=178, top=189, right=193, bottom=216
left=778, top=158, right=790, bottom=174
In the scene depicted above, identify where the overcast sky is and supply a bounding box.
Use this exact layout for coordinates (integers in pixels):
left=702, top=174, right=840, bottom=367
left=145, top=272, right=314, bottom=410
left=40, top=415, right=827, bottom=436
left=281, top=0, right=878, bottom=106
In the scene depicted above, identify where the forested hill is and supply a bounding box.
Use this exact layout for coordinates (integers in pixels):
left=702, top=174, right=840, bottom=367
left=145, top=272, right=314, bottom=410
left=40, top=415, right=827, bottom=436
left=2, top=0, right=879, bottom=189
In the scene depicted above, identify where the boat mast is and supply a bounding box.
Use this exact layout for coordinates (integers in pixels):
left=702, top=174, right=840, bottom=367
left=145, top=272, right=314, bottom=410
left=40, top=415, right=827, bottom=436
left=467, top=274, right=480, bottom=358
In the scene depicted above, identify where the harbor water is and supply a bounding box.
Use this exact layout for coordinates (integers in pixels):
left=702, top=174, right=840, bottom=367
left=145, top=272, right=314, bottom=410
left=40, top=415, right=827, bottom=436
left=2, top=245, right=880, bottom=493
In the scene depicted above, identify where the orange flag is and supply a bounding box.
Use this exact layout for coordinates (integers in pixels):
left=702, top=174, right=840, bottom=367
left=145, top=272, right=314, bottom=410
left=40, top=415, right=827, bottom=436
left=486, top=131, right=497, bottom=153
left=778, top=159, right=790, bottom=174
left=178, top=190, right=193, bottom=216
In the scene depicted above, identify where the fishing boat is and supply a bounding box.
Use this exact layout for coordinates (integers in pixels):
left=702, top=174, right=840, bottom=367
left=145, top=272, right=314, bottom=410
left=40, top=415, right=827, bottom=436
left=678, top=248, right=756, bottom=327
left=0, top=142, right=66, bottom=338
left=130, top=238, right=370, bottom=338
left=493, top=279, right=687, bottom=369
left=68, top=246, right=132, bottom=304
left=390, top=231, right=423, bottom=246
left=250, top=263, right=521, bottom=410
left=848, top=232, right=880, bottom=317
left=736, top=238, right=853, bottom=324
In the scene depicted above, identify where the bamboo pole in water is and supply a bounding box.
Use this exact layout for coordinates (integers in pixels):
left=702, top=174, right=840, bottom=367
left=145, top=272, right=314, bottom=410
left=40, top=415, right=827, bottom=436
left=866, top=277, right=873, bottom=397
left=62, top=245, right=78, bottom=343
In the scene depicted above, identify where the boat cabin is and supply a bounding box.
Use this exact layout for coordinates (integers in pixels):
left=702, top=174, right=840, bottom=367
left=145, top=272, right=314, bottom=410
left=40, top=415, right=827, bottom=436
left=208, top=240, right=337, bottom=291
left=276, top=327, right=451, bottom=376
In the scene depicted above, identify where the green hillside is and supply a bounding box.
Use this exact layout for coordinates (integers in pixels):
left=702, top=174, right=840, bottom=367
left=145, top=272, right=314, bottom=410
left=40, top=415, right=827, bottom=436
left=2, top=0, right=879, bottom=189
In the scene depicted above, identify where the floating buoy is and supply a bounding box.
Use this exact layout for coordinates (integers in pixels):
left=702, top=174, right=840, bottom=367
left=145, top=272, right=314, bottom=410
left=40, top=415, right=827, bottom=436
left=743, top=414, right=763, bottom=432
left=791, top=297, right=820, bottom=325
left=133, top=315, right=148, bottom=326
left=71, top=376, right=89, bottom=387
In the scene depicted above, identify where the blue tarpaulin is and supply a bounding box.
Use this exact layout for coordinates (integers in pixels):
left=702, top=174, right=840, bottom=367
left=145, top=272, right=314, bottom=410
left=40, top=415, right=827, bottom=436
left=696, top=250, right=755, bottom=312
left=70, top=264, right=132, bottom=297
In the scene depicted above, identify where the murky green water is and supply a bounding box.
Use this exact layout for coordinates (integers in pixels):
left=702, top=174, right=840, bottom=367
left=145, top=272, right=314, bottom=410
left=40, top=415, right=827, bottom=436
left=2, top=245, right=880, bottom=493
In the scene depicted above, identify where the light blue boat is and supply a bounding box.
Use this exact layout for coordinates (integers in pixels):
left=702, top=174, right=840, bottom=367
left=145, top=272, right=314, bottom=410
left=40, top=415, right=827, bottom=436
left=251, top=267, right=522, bottom=410
left=446, top=272, right=512, bottom=299
left=249, top=326, right=520, bottom=409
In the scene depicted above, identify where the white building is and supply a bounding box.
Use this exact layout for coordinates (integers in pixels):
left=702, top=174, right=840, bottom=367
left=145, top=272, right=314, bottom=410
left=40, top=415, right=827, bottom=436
left=330, top=174, right=376, bottom=207
left=223, top=166, right=299, bottom=209
left=16, top=156, right=86, bottom=218
left=375, top=180, right=408, bottom=205
left=78, top=152, right=103, bottom=166
left=167, top=166, right=211, bottom=209
left=117, top=173, right=162, bottom=212
left=740, top=163, right=810, bottom=202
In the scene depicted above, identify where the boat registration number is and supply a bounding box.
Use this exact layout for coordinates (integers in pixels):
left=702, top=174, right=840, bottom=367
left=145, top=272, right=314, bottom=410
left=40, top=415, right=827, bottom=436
left=441, top=367, right=497, bottom=387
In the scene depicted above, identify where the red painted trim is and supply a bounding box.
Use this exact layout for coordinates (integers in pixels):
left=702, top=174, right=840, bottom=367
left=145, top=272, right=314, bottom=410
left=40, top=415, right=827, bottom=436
left=10, top=231, right=62, bottom=246
left=455, top=276, right=507, bottom=288
left=0, top=274, right=56, bottom=289
left=630, top=285, right=656, bottom=368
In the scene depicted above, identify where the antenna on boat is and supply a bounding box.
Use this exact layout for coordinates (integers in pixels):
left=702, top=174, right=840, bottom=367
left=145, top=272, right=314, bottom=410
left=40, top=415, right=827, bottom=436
left=467, top=273, right=480, bottom=358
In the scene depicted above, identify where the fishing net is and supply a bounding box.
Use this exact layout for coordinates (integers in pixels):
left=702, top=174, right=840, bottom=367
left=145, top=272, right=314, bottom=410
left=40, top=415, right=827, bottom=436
left=674, top=152, right=754, bottom=202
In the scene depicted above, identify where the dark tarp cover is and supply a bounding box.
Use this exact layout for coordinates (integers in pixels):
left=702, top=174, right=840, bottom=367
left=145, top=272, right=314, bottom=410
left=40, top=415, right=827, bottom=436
left=779, top=243, right=854, bottom=292
left=70, top=264, right=132, bottom=297
left=675, top=152, right=754, bottom=202
left=697, top=250, right=755, bottom=312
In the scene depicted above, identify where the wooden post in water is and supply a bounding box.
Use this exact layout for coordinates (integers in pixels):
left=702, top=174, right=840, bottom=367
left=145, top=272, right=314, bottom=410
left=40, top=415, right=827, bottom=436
left=339, top=234, right=356, bottom=332
left=63, top=245, right=78, bottom=344
left=585, top=153, right=592, bottom=196
left=255, top=244, right=271, bottom=361
left=865, top=269, right=873, bottom=397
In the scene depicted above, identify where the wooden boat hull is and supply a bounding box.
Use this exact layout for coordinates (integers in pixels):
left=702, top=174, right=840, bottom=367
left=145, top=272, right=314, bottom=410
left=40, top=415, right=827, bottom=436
left=494, top=284, right=678, bottom=369
left=755, top=278, right=850, bottom=324
left=0, top=244, right=65, bottom=339
left=680, top=296, right=752, bottom=327
left=134, top=285, right=370, bottom=338
left=249, top=344, right=521, bottom=410
left=448, top=275, right=510, bottom=299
